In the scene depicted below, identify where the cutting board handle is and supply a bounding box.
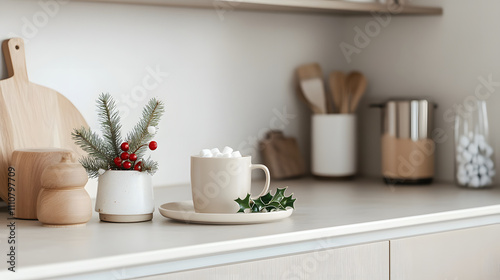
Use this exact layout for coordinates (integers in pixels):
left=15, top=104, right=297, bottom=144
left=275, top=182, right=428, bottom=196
left=2, top=38, right=28, bottom=81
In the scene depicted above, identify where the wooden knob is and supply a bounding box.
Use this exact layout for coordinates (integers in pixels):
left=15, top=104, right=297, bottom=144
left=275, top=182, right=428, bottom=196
left=41, top=154, right=88, bottom=189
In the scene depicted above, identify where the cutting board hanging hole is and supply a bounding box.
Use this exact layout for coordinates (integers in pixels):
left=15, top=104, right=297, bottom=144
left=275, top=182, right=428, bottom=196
left=15, top=45, right=19, bottom=50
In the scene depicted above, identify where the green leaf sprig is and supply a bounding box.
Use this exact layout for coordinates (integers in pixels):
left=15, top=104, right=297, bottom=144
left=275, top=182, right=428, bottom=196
left=234, top=187, right=296, bottom=213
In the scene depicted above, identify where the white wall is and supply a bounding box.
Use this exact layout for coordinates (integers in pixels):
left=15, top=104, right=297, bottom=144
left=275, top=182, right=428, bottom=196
left=0, top=0, right=344, bottom=194
left=2, top=0, right=499, bottom=193
left=341, top=0, right=500, bottom=182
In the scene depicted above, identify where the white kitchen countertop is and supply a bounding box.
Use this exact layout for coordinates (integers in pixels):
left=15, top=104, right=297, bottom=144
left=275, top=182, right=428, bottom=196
left=1, top=178, right=500, bottom=280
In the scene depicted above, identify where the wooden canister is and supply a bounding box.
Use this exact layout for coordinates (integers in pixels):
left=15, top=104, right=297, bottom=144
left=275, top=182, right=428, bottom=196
left=37, top=154, right=91, bottom=227
left=11, top=148, right=73, bottom=219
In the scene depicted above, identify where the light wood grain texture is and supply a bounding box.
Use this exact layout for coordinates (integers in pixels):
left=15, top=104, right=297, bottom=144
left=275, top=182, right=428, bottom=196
left=390, top=224, right=500, bottom=280
left=37, top=154, right=91, bottom=227
left=296, top=63, right=327, bottom=114
left=139, top=241, right=389, bottom=280
left=259, top=131, right=305, bottom=179
left=0, top=38, right=88, bottom=202
left=329, top=71, right=346, bottom=114
left=11, top=149, right=74, bottom=219
left=73, top=0, right=442, bottom=15
left=346, top=71, right=367, bottom=113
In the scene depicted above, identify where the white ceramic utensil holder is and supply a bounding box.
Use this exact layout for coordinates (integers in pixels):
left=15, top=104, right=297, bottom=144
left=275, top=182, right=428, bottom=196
left=312, top=114, right=357, bottom=177
left=95, top=170, right=154, bottom=223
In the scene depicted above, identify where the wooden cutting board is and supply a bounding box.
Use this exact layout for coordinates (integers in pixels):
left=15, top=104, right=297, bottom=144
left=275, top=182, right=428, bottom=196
left=0, top=38, right=88, bottom=202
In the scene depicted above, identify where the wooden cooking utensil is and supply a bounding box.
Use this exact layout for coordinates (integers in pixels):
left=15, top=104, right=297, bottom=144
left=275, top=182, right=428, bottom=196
left=0, top=38, right=88, bottom=202
left=296, top=63, right=327, bottom=114
left=346, top=71, right=367, bottom=113
left=329, top=71, right=346, bottom=114
left=296, top=83, right=323, bottom=114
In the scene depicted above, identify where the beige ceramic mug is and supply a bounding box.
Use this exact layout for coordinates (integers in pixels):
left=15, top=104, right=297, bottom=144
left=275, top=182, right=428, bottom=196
left=191, top=156, right=270, bottom=213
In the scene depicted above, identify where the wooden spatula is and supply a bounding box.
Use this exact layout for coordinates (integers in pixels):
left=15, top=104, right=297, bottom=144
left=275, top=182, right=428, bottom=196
left=329, top=71, right=346, bottom=114
left=296, top=63, right=327, bottom=114
left=346, top=71, right=367, bottom=113
left=0, top=38, right=88, bottom=202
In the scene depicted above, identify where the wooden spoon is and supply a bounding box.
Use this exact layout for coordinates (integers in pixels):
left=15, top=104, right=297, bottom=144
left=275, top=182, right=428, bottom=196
left=296, top=63, right=327, bottom=114
left=329, top=71, right=346, bottom=114
left=346, top=71, right=367, bottom=113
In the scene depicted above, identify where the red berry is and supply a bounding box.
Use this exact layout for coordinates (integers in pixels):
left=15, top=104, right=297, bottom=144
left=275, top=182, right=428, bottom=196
left=129, top=153, right=137, bottom=161
left=120, top=142, right=129, bottom=151
left=114, top=157, right=122, bottom=167
left=134, top=162, right=142, bottom=171
left=123, top=161, right=132, bottom=169
left=149, top=141, right=158, bottom=150
left=120, top=152, right=129, bottom=160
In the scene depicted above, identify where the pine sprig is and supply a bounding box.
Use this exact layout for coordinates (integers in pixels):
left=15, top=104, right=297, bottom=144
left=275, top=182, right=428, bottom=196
left=72, top=127, right=110, bottom=162
left=126, top=98, right=165, bottom=159
left=73, top=94, right=164, bottom=177
left=141, top=157, right=159, bottom=175
left=79, top=156, right=108, bottom=178
left=97, top=93, right=122, bottom=158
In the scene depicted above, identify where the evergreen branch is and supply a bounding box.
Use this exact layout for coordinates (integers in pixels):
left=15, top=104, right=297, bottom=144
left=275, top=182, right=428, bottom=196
left=141, top=157, right=159, bottom=175
left=72, top=127, right=111, bottom=163
left=126, top=98, right=165, bottom=159
left=79, top=156, right=108, bottom=178
left=97, top=93, right=122, bottom=158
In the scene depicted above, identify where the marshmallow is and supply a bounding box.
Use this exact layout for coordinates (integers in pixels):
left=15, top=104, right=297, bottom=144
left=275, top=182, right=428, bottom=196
left=459, top=135, right=470, bottom=147
left=485, top=146, right=494, bottom=157
left=214, top=152, right=224, bottom=158
left=486, top=158, right=494, bottom=169
left=222, top=153, right=231, bottom=158
left=468, top=168, right=478, bottom=177
left=465, top=163, right=474, bottom=173
left=210, top=148, right=221, bottom=155
left=457, top=174, right=469, bottom=185
left=472, top=155, right=478, bottom=164
left=98, top=169, right=106, bottom=175
left=480, top=175, right=492, bottom=186
left=462, top=151, right=473, bottom=162
left=470, top=176, right=480, bottom=187
left=200, top=149, right=212, bottom=157
left=479, top=165, right=488, bottom=175
left=477, top=155, right=485, bottom=165
left=467, top=143, right=479, bottom=155
left=231, top=151, right=242, bottom=158
left=457, top=164, right=467, bottom=177
left=489, top=170, right=496, bottom=177
left=222, top=146, right=234, bottom=154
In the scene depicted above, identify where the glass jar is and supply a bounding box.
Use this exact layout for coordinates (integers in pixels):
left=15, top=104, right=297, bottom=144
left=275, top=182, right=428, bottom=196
left=454, top=100, right=495, bottom=188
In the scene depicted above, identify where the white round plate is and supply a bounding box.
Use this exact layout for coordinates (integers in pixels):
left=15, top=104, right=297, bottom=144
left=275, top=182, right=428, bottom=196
left=159, top=201, right=293, bottom=225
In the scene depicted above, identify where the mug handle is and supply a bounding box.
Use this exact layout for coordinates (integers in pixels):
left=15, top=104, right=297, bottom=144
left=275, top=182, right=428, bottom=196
left=251, top=164, right=271, bottom=198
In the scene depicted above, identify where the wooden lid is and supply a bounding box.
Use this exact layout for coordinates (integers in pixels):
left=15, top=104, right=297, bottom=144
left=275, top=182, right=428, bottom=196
left=41, top=154, right=88, bottom=189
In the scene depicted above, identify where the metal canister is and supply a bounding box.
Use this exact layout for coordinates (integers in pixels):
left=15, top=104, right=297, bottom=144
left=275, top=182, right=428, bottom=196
left=373, top=99, right=436, bottom=184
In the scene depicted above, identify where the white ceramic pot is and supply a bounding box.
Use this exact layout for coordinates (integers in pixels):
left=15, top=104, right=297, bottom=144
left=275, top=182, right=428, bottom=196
left=312, top=114, right=357, bottom=177
left=95, top=170, right=154, bottom=223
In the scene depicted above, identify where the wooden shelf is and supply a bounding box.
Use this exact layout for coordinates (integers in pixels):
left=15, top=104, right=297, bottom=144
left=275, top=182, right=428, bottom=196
left=76, top=0, right=443, bottom=15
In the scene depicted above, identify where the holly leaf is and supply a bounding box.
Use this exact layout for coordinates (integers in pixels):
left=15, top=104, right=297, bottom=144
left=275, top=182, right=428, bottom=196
left=234, top=194, right=252, bottom=213
left=252, top=203, right=263, bottom=213
left=270, top=188, right=286, bottom=203
left=265, top=201, right=283, bottom=212
left=281, top=194, right=296, bottom=209
left=234, top=187, right=296, bottom=213
left=260, top=192, right=273, bottom=204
